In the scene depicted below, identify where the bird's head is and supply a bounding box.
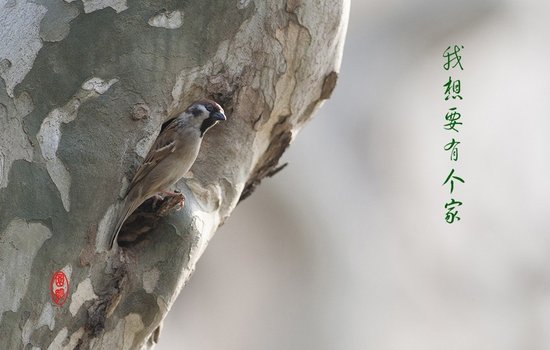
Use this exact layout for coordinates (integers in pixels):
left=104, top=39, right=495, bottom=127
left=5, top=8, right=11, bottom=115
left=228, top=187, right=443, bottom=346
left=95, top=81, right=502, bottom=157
left=179, top=99, right=226, bottom=137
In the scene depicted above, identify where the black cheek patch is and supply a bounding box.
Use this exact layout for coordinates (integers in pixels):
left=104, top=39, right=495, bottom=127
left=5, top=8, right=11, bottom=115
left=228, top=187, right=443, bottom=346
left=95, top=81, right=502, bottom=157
left=200, top=118, right=217, bottom=137
left=191, top=108, right=202, bottom=117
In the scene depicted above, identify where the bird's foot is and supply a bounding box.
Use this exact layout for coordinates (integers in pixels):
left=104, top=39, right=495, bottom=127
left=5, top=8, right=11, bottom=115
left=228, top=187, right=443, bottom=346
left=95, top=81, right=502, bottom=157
left=160, top=190, right=184, bottom=210
left=161, top=190, right=179, bottom=196
left=160, top=190, right=185, bottom=210
left=176, top=196, right=184, bottom=210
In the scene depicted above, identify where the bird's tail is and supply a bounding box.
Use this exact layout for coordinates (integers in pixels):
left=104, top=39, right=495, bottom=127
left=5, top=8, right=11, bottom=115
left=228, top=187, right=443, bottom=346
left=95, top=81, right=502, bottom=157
left=109, top=193, right=141, bottom=249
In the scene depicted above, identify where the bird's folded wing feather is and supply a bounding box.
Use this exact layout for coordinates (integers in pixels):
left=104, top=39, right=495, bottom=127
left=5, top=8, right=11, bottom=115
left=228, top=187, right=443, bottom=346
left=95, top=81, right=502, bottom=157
left=126, top=123, right=179, bottom=193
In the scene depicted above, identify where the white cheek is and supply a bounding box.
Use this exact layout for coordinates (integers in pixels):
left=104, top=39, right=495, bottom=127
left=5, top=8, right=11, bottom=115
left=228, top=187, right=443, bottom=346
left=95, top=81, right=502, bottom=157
left=189, top=115, right=205, bottom=129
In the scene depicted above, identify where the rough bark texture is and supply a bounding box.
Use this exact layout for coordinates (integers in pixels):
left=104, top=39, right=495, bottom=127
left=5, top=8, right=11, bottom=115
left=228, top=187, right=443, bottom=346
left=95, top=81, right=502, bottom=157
left=0, top=0, right=349, bottom=349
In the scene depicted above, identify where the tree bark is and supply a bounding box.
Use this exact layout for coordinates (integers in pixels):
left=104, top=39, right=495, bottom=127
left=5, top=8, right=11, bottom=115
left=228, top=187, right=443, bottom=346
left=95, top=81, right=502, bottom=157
left=0, top=0, right=349, bottom=348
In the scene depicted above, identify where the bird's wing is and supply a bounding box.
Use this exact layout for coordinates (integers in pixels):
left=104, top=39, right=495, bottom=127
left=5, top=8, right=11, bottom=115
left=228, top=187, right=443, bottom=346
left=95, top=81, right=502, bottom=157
left=127, top=121, right=179, bottom=193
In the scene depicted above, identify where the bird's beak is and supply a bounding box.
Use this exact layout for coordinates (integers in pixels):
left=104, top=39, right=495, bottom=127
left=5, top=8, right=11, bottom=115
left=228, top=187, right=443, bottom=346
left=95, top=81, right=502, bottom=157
left=211, top=111, right=226, bottom=121
left=200, top=110, right=226, bottom=137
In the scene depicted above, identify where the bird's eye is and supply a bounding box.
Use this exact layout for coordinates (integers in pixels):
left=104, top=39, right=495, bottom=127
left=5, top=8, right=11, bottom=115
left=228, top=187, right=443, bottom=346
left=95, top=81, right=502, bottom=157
left=205, top=105, right=214, bottom=112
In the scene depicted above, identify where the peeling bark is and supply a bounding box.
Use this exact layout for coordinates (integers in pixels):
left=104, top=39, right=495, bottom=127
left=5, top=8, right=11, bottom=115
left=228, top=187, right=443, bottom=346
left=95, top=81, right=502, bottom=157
left=0, top=0, right=349, bottom=349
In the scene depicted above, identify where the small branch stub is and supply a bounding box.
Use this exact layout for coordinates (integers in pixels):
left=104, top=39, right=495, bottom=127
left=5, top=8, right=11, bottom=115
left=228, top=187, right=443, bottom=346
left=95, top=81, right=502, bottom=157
left=131, top=103, right=151, bottom=120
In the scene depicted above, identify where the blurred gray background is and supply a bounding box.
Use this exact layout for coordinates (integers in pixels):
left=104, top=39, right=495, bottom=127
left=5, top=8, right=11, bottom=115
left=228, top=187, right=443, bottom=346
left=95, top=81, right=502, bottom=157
left=159, top=1, right=550, bottom=349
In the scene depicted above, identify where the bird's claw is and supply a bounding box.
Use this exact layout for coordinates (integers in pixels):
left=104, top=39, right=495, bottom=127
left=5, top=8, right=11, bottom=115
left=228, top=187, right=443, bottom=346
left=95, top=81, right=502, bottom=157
left=176, top=196, right=185, bottom=210
left=161, top=190, right=184, bottom=209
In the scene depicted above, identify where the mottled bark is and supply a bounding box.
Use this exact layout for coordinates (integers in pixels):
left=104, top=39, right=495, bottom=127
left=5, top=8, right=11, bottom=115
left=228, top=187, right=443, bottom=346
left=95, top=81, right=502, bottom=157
left=0, top=0, right=349, bottom=349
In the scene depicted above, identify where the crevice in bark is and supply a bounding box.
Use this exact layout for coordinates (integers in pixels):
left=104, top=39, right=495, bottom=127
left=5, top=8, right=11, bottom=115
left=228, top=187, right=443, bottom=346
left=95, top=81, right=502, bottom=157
left=320, top=71, right=338, bottom=100
left=116, top=194, right=183, bottom=247
left=239, top=115, right=292, bottom=202
left=79, top=259, right=127, bottom=347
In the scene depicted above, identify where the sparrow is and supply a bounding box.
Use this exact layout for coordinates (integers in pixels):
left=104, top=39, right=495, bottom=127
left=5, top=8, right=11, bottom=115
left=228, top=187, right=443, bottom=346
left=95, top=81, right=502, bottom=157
left=109, top=99, right=226, bottom=249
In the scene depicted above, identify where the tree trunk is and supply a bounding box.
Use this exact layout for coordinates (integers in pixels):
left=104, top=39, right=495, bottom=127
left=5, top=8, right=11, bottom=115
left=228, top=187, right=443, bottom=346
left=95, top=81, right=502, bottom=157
left=0, top=0, right=349, bottom=348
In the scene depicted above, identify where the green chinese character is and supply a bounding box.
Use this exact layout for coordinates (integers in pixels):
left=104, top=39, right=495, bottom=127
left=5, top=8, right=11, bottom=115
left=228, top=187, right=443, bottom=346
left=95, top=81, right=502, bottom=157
left=443, top=45, right=464, bottom=70
left=444, top=76, right=462, bottom=100
left=443, top=168, right=465, bottom=194
left=444, top=107, right=462, bottom=132
left=444, top=138, right=460, bottom=161
left=444, top=198, right=463, bottom=223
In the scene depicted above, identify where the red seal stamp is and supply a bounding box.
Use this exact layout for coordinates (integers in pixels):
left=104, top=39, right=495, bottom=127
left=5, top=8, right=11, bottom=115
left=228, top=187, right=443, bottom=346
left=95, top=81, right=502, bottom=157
left=50, top=271, right=69, bottom=306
